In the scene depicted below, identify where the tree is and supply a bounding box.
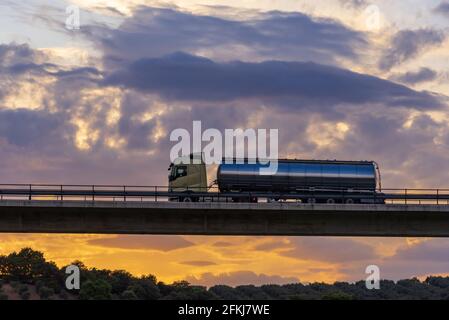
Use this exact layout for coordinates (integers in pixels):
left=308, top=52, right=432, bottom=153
left=235, top=285, right=271, bottom=300
left=321, top=290, right=354, bottom=300
left=121, top=289, right=138, bottom=300
left=20, top=291, right=30, bottom=300
left=127, top=278, right=161, bottom=300
left=0, top=248, right=60, bottom=284
left=38, top=286, right=55, bottom=300
left=209, top=285, right=243, bottom=300
left=79, top=279, right=112, bottom=300
left=18, top=284, right=29, bottom=294
left=109, top=270, right=133, bottom=294
left=163, top=282, right=216, bottom=300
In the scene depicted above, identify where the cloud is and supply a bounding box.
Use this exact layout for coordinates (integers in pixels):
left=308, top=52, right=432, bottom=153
left=330, top=108, right=449, bottom=188
left=434, top=1, right=449, bottom=16
left=0, top=43, right=448, bottom=192
left=2, top=2, right=449, bottom=287
left=90, top=5, right=127, bottom=17
left=390, top=67, right=438, bottom=85
left=392, top=239, right=449, bottom=263
left=212, top=241, right=234, bottom=247
left=340, top=239, right=449, bottom=280
left=186, top=271, right=298, bottom=287
left=339, top=0, right=369, bottom=9
left=84, top=6, right=367, bottom=65
left=0, top=43, right=102, bottom=109
left=280, top=238, right=378, bottom=263
left=179, top=261, right=217, bottom=267
left=0, top=43, right=40, bottom=65
left=254, top=240, right=288, bottom=251
left=88, top=235, right=195, bottom=251
left=0, top=43, right=45, bottom=99
left=0, top=108, right=71, bottom=147
left=0, top=42, right=99, bottom=80
left=104, top=52, right=445, bottom=110
left=379, top=29, right=446, bottom=71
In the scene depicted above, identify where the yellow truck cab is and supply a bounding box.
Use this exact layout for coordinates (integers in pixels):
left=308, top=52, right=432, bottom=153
left=168, top=153, right=207, bottom=201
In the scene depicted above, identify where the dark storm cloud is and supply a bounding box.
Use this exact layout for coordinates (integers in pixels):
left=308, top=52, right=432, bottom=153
left=84, top=7, right=367, bottom=66
left=104, top=52, right=444, bottom=110
left=379, top=29, right=446, bottom=71
left=434, top=1, right=449, bottom=16
left=391, top=67, right=438, bottom=85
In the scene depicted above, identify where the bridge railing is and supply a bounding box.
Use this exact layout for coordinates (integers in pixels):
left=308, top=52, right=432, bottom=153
left=1, top=184, right=449, bottom=204
left=0, top=184, right=175, bottom=202
left=383, top=188, right=449, bottom=205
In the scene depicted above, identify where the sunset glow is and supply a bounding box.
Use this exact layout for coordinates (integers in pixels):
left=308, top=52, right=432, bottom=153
left=1, top=0, right=449, bottom=287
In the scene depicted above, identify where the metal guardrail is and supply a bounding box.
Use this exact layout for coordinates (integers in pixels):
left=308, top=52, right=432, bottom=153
left=1, top=184, right=449, bottom=204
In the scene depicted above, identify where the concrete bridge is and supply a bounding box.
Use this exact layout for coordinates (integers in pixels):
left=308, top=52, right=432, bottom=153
left=1, top=200, right=449, bottom=237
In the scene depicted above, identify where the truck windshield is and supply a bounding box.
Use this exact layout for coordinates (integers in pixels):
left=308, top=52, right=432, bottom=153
left=169, top=165, right=187, bottom=181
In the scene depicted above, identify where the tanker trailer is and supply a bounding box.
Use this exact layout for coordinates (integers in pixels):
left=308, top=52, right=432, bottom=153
left=168, top=154, right=384, bottom=204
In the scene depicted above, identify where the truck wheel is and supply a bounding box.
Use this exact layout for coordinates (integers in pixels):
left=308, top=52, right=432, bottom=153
left=345, top=198, right=354, bottom=204
left=326, top=198, right=335, bottom=204
left=307, top=198, right=316, bottom=204
left=182, top=197, right=192, bottom=202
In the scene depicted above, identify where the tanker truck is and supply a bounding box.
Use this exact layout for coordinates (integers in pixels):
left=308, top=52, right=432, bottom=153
left=168, top=154, right=384, bottom=204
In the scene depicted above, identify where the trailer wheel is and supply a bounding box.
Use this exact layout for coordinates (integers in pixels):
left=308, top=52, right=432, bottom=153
left=326, top=198, right=336, bottom=204
left=182, top=197, right=193, bottom=202
left=345, top=198, right=354, bottom=204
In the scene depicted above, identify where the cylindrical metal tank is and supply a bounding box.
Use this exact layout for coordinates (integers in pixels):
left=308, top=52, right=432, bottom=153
left=217, top=159, right=378, bottom=192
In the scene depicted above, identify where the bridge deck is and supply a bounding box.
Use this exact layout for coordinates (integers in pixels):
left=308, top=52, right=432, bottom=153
left=1, top=200, right=449, bottom=236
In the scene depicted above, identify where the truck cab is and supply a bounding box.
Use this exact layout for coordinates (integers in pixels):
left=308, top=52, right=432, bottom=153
left=168, top=153, right=207, bottom=201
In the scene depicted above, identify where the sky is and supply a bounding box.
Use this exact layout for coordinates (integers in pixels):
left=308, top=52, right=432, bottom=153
left=0, top=0, right=449, bottom=286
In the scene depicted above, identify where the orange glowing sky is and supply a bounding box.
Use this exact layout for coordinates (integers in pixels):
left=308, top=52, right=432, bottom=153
left=1, top=233, right=447, bottom=286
